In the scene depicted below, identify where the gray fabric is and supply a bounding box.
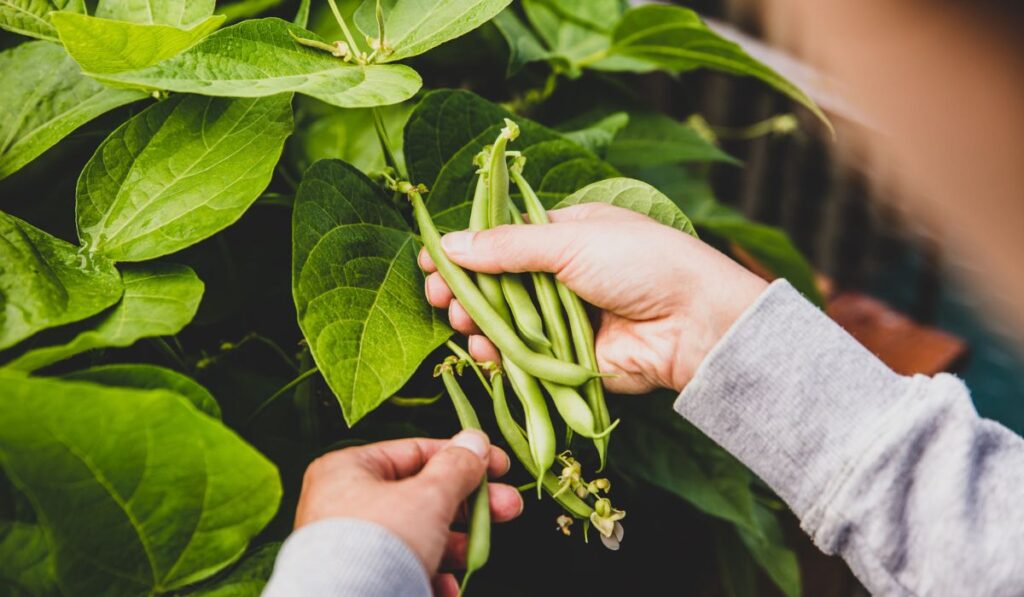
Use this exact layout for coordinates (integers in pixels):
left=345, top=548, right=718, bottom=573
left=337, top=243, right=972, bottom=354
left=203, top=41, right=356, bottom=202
left=676, top=279, right=1024, bottom=596
left=263, top=518, right=430, bottom=596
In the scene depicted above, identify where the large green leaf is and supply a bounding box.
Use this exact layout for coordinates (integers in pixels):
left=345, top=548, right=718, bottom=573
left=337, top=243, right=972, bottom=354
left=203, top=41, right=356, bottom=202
left=76, top=93, right=293, bottom=262
left=404, top=89, right=614, bottom=229
left=0, top=211, right=122, bottom=351
left=293, top=99, right=413, bottom=175
left=63, top=364, right=221, bottom=419
left=0, top=374, right=281, bottom=594
left=561, top=111, right=629, bottom=158
left=521, top=0, right=621, bottom=72
left=0, top=42, right=146, bottom=181
left=100, top=18, right=422, bottom=108
left=491, top=7, right=550, bottom=75
left=5, top=263, right=204, bottom=372
left=606, top=5, right=829, bottom=128
left=293, top=159, right=450, bottom=425
left=611, top=396, right=761, bottom=537
left=0, top=0, right=82, bottom=41
left=353, top=0, right=512, bottom=62
left=53, top=12, right=225, bottom=74
left=555, top=177, right=698, bottom=236
left=192, top=542, right=280, bottom=596
left=605, top=110, right=739, bottom=168
left=96, top=0, right=215, bottom=26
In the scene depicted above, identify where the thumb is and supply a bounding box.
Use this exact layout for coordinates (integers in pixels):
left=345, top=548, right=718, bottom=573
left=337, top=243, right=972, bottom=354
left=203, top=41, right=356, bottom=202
left=441, top=225, right=573, bottom=275
left=412, top=430, right=490, bottom=513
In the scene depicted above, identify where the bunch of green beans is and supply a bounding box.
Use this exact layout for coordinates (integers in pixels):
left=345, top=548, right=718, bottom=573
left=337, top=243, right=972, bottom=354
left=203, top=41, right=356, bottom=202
left=403, top=119, right=625, bottom=552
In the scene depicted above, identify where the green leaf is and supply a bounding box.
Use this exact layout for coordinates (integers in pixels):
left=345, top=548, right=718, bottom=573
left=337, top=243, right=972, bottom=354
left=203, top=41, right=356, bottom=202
left=293, top=99, right=413, bottom=175
left=0, top=0, right=82, bottom=41
left=521, top=0, right=621, bottom=70
left=95, top=0, right=215, bottom=26
left=62, top=364, right=221, bottom=419
left=737, top=503, right=802, bottom=597
left=353, top=0, right=512, bottom=62
left=191, top=542, right=281, bottom=596
left=99, top=18, right=422, bottom=108
left=5, top=263, right=204, bottom=372
left=404, top=89, right=614, bottom=229
left=561, top=111, right=628, bottom=157
left=612, top=396, right=762, bottom=537
left=0, top=211, right=122, bottom=351
left=491, top=7, right=549, bottom=75
left=0, top=42, right=145, bottom=181
left=293, top=160, right=450, bottom=425
left=76, top=93, right=293, bottom=262
left=607, top=5, right=829, bottom=129
left=605, top=110, right=739, bottom=168
left=53, top=12, right=225, bottom=74
left=0, top=374, right=281, bottom=594
left=0, top=519, right=57, bottom=596
left=555, top=177, right=697, bottom=236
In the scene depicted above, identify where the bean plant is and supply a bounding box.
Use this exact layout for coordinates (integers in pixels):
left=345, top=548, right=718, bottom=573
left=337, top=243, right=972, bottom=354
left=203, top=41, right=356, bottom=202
left=0, top=0, right=826, bottom=594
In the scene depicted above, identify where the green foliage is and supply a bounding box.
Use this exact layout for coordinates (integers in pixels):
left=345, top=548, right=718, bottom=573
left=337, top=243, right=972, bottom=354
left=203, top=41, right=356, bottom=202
left=0, top=41, right=146, bottom=181
left=6, top=263, right=204, bottom=372
left=76, top=93, right=293, bottom=261
left=555, top=177, right=698, bottom=237
left=353, top=0, right=513, bottom=62
left=53, top=12, right=226, bottom=74
left=292, top=160, right=450, bottom=424
left=99, top=19, right=423, bottom=108
left=0, top=0, right=83, bottom=41
left=62, top=363, right=222, bottom=418
left=0, top=211, right=122, bottom=351
left=0, top=374, right=281, bottom=595
left=0, top=0, right=827, bottom=592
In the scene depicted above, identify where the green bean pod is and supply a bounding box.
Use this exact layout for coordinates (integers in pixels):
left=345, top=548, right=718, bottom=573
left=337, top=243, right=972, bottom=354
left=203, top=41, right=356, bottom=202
left=512, top=169, right=615, bottom=469
left=410, top=190, right=600, bottom=387
left=540, top=379, right=619, bottom=440
left=469, top=169, right=513, bottom=324
left=508, top=208, right=573, bottom=360
left=490, top=372, right=593, bottom=520
left=503, top=358, right=556, bottom=497
left=486, top=119, right=518, bottom=229
left=499, top=274, right=551, bottom=351
left=440, top=368, right=489, bottom=594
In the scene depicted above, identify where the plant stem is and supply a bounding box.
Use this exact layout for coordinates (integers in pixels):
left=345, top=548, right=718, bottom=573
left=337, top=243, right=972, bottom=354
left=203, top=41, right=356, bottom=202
left=244, top=367, right=320, bottom=426
left=372, top=107, right=403, bottom=178
left=446, top=340, right=493, bottom=397
left=325, top=0, right=360, bottom=56
left=151, top=337, right=189, bottom=372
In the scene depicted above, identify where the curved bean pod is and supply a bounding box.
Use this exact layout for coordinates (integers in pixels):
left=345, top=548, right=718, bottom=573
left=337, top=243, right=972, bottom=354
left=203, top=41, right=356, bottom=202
left=469, top=169, right=513, bottom=323
left=499, top=273, right=551, bottom=351
left=410, top=190, right=600, bottom=387
left=540, top=379, right=619, bottom=440
left=503, top=358, right=556, bottom=497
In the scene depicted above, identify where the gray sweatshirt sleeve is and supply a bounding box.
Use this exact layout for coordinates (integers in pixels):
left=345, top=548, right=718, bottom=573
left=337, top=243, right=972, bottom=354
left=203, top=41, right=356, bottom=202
left=262, top=518, right=430, bottom=597
left=676, top=279, right=1024, bottom=596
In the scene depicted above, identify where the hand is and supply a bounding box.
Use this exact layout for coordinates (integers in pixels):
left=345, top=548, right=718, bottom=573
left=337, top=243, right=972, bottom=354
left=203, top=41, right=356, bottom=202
left=418, top=203, right=767, bottom=393
left=294, top=431, right=522, bottom=595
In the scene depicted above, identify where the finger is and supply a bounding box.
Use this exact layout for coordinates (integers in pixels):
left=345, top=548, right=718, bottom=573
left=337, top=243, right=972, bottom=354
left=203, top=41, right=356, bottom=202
left=418, top=246, right=437, bottom=273
left=440, top=531, right=468, bottom=570
left=440, top=224, right=577, bottom=275
left=448, top=299, right=482, bottom=335
left=432, top=573, right=459, bottom=597
left=488, top=482, right=524, bottom=523
left=546, top=202, right=646, bottom=223
left=467, top=335, right=499, bottom=363
left=327, top=436, right=505, bottom=481
left=411, top=430, right=491, bottom=514
left=424, top=272, right=453, bottom=308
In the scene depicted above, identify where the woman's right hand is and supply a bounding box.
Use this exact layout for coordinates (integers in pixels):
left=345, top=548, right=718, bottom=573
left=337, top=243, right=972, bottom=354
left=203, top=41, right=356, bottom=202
left=418, top=203, right=768, bottom=394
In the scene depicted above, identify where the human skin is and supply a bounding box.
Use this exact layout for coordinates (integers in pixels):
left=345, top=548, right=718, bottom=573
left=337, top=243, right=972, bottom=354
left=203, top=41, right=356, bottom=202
left=418, top=202, right=769, bottom=394
left=293, top=431, right=522, bottom=596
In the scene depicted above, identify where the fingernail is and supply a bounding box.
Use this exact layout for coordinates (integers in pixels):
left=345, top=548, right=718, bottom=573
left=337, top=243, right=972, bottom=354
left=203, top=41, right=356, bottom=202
left=441, top=231, right=473, bottom=256
left=448, top=429, right=489, bottom=460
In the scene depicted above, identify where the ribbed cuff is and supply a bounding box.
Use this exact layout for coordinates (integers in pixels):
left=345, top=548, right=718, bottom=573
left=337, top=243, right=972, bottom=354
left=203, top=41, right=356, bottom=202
left=264, top=518, right=431, bottom=597
left=674, top=279, right=918, bottom=520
